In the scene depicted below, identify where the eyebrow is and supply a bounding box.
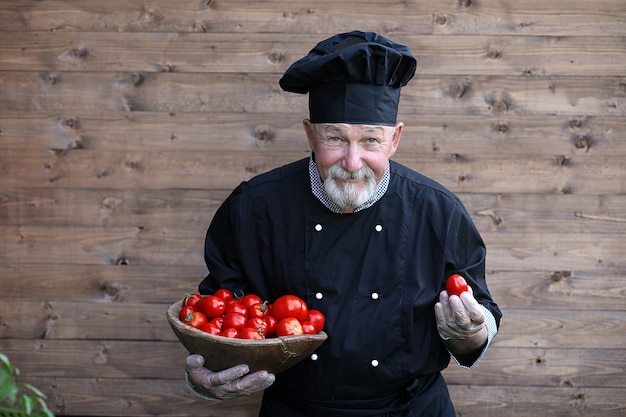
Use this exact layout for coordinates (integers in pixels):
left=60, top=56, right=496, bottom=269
left=322, top=125, right=384, bottom=135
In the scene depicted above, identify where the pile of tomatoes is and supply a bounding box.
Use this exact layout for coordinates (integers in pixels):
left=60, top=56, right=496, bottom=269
left=178, top=289, right=325, bottom=340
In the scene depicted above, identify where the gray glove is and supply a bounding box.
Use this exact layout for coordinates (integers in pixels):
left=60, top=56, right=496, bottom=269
left=435, top=286, right=485, bottom=341
left=185, top=354, right=275, bottom=400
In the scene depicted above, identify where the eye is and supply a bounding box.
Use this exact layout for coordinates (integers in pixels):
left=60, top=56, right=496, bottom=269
left=323, top=136, right=345, bottom=147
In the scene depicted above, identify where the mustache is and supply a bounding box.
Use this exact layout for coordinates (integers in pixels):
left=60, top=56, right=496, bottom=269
left=327, top=164, right=375, bottom=180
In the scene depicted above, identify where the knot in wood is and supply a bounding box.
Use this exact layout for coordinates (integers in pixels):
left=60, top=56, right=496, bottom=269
left=486, top=91, right=513, bottom=114
left=101, top=281, right=123, bottom=297
left=125, top=72, right=144, bottom=87
left=254, top=126, right=276, bottom=143
left=61, top=117, right=80, bottom=130
left=193, top=22, right=208, bottom=33
left=125, top=160, right=142, bottom=170
left=574, top=135, right=591, bottom=151
left=493, top=122, right=509, bottom=134
left=549, top=271, right=562, bottom=283
left=458, top=0, right=472, bottom=8
left=268, top=50, right=284, bottom=64
left=197, top=0, right=214, bottom=10
left=142, top=8, right=164, bottom=23
left=69, top=47, right=88, bottom=59
left=491, top=98, right=509, bottom=113
left=435, top=14, right=448, bottom=25
left=448, top=82, right=467, bottom=99
left=159, top=63, right=175, bottom=73
left=42, top=72, right=59, bottom=85
left=116, top=257, right=130, bottom=265
left=554, top=155, right=569, bottom=166
left=569, top=118, right=583, bottom=129
left=487, top=48, right=501, bottom=60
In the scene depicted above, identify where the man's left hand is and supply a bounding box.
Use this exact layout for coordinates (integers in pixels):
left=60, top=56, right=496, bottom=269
left=434, top=286, right=487, bottom=354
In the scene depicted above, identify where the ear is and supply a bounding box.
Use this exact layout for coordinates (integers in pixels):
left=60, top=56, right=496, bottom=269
left=303, top=119, right=316, bottom=151
left=389, top=122, right=404, bottom=156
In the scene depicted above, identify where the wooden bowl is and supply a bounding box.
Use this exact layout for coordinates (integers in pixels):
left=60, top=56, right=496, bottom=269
left=166, top=300, right=328, bottom=374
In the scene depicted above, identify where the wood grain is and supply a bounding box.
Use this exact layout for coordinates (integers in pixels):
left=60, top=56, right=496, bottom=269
left=1, top=71, right=624, bottom=116
left=1, top=0, right=624, bottom=36
left=1, top=0, right=625, bottom=415
left=1, top=32, right=624, bottom=76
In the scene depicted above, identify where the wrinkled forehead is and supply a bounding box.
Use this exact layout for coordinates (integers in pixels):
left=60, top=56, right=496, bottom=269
left=312, top=122, right=391, bottom=136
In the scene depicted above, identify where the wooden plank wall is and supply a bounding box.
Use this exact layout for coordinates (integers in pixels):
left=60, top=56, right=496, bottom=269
left=1, top=0, right=625, bottom=415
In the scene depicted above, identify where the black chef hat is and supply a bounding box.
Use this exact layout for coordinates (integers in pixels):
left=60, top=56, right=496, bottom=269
left=279, top=30, right=417, bottom=126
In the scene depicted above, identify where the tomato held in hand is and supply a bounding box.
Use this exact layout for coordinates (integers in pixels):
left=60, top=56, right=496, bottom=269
left=275, top=317, right=304, bottom=336
left=446, top=274, right=469, bottom=297
left=272, top=295, right=308, bottom=321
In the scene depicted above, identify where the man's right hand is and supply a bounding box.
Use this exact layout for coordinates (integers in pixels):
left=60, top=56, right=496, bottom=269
left=185, top=354, right=275, bottom=400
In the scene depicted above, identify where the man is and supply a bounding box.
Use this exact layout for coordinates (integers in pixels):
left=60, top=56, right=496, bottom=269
left=185, top=30, right=501, bottom=416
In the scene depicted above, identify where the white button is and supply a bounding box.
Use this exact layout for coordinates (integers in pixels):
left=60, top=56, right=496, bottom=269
left=311, top=353, right=319, bottom=361
left=375, top=224, right=383, bottom=232
left=371, top=292, right=379, bottom=300
left=371, top=359, right=379, bottom=367
left=315, top=224, right=323, bottom=231
left=315, top=292, right=323, bottom=300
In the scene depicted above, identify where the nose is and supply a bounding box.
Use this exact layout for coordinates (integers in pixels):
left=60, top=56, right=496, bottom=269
left=341, top=143, right=363, bottom=173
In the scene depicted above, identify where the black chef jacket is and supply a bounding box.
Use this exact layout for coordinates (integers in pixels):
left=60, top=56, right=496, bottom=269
left=199, top=157, right=502, bottom=417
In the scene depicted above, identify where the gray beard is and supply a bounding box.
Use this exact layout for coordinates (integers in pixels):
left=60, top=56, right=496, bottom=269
left=323, top=164, right=377, bottom=210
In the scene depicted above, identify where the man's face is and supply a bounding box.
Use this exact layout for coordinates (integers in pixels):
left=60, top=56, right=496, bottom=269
left=304, top=120, right=404, bottom=212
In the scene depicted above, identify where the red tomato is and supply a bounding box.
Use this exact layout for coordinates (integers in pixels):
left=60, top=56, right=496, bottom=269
left=272, top=295, right=308, bottom=321
left=301, top=320, right=317, bottom=334
left=225, top=302, right=248, bottom=316
left=275, top=317, right=304, bottom=336
left=306, top=309, right=325, bottom=332
left=183, top=311, right=207, bottom=329
left=237, top=327, right=265, bottom=340
left=184, top=293, right=202, bottom=308
left=195, top=295, right=226, bottom=319
left=198, top=322, right=221, bottom=335
left=264, top=315, right=277, bottom=337
left=221, top=328, right=238, bottom=338
left=240, top=294, right=263, bottom=309
left=179, top=305, right=195, bottom=322
left=446, top=274, right=469, bottom=297
left=248, top=301, right=270, bottom=319
left=209, top=316, right=224, bottom=330
left=222, top=312, right=248, bottom=330
left=214, top=288, right=233, bottom=302
left=247, top=317, right=268, bottom=334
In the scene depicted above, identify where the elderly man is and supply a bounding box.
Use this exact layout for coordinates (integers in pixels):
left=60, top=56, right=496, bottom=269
left=185, top=30, right=501, bottom=417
